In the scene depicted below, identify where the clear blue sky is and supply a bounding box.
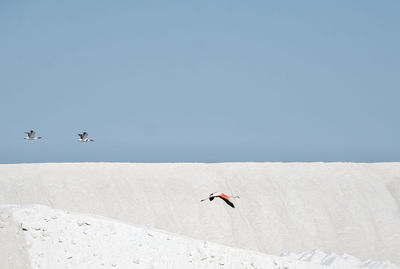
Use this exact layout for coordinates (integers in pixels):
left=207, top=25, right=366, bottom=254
left=1, top=1, right=399, bottom=163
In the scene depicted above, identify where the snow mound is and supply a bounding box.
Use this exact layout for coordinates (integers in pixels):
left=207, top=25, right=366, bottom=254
left=1, top=205, right=398, bottom=269
left=281, top=250, right=398, bottom=269
left=0, top=205, right=347, bottom=269
left=0, top=162, right=399, bottom=265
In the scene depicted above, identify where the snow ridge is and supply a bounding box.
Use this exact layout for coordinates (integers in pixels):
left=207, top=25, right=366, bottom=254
left=281, top=250, right=398, bottom=269
left=1, top=205, right=398, bottom=269
left=0, top=205, right=333, bottom=269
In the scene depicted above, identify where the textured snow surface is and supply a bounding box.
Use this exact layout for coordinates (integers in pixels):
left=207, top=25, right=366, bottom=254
left=0, top=162, right=399, bottom=265
left=281, top=250, right=398, bottom=269
left=1, top=205, right=398, bottom=269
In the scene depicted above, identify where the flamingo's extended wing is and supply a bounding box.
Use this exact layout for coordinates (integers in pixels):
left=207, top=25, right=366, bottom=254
left=218, top=194, right=235, bottom=208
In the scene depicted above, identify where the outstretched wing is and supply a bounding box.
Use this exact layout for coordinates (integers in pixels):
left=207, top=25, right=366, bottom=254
left=81, top=132, right=88, bottom=140
left=218, top=194, right=235, bottom=208
left=27, top=130, right=35, bottom=138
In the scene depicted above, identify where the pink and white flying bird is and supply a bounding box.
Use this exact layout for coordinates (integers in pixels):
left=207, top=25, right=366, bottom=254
left=201, top=192, right=240, bottom=208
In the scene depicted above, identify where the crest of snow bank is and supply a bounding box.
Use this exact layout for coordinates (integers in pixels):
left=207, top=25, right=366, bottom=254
left=1, top=205, right=398, bottom=269
left=281, top=250, right=398, bottom=269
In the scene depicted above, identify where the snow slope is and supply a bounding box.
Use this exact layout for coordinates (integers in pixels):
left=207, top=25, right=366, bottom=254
left=0, top=162, right=399, bottom=265
left=281, top=250, right=397, bottom=268
left=1, top=205, right=398, bottom=269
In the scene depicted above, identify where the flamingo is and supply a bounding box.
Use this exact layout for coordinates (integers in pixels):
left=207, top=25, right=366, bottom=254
left=24, top=130, right=42, bottom=140
left=201, top=192, right=240, bottom=208
left=77, top=132, right=94, bottom=142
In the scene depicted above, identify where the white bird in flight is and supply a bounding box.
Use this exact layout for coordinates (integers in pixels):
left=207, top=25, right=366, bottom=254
left=24, top=130, right=42, bottom=140
left=77, top=132, right=95, bottom=142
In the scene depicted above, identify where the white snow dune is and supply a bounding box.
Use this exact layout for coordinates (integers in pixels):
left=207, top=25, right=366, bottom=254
left=0, top=162, right=399, bottom=265
left=0, top=205, right=345, bottom=269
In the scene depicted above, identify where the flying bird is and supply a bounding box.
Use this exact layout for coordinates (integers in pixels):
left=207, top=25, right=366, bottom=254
left=24, top=130, right=42, bottom=140
left=77, top=132, right=95, bottom=142
left=201, top=192, right=240, bottom=208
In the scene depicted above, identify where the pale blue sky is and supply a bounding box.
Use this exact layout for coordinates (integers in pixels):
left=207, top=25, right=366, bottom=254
left=1, top=1, right=399, bottom=163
